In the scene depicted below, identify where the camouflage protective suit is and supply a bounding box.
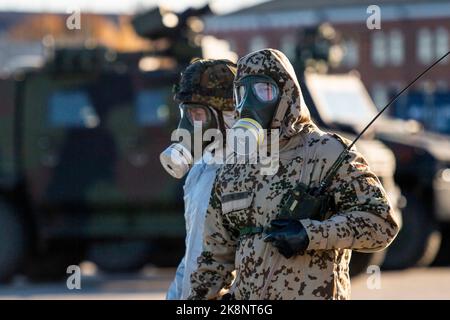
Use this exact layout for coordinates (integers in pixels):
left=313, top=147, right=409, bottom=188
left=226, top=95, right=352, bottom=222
left=188, top=49, right=400, bottom=300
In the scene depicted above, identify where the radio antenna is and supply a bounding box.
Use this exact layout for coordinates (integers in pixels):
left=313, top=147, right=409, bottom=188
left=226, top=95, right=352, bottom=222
left=348, top=50, right=450, bottom=150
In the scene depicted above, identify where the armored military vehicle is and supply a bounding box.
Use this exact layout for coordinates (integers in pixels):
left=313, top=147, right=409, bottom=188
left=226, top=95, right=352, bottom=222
left=0, top=5, right=212, bottom=282
left=303, top=72, right=450, bottom=269
left=0, top=46, right=192, bottom=281
left=390, top=89, right=450, bottom=265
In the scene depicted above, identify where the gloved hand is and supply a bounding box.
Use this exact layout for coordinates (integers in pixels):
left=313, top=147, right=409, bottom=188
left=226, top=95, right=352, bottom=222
left=263, top=218, right=310, bottom=259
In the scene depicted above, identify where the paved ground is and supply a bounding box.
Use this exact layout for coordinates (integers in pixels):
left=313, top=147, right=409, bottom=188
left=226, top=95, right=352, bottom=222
left=351, top=267, right=450, bottom=299
left=0, top=266, right=449, bottom=300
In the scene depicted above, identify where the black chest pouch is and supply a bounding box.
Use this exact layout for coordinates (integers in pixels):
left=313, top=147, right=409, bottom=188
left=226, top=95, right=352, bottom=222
left=278, top=183, right=334, bottom=222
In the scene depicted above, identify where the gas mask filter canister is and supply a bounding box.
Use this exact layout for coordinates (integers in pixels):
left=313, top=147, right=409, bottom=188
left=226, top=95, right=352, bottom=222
left=160, top=142, right=193, bottom=179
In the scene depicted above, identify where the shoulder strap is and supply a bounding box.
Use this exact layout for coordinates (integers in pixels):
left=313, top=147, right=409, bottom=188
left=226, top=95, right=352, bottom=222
left=313, top=133, right=352, bottom=196
left=330, top=133, right=352, bottom=148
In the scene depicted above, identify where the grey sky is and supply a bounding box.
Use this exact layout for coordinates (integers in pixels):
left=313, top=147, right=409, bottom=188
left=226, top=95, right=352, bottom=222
left=0, top=0, right=266, bottom=14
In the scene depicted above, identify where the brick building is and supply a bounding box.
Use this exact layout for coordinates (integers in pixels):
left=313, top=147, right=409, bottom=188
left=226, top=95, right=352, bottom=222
left=204, top=0, right=450, bottom=108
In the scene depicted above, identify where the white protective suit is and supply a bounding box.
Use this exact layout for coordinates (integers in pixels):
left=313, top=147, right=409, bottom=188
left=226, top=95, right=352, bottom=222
left=166, top=152, right=220, bottom=299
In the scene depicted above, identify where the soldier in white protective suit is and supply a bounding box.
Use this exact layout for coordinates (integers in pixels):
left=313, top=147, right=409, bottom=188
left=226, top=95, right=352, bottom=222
left=160, top=59, right=237, bottom=299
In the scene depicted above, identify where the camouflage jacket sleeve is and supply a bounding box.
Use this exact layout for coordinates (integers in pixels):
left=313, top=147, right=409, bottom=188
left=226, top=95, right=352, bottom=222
left=301, top=147, right=400, bottom=252
left=188, top=176, right=237, bottom=300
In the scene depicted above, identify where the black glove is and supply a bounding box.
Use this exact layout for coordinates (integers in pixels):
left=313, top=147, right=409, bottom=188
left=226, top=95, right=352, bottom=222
left=220, top=293, right=235, bottom=300
left=263, top=218, right=310, bottom=259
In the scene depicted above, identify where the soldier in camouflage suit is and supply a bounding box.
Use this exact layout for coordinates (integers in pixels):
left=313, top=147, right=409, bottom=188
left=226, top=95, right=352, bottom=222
left=188, top=49, right=400, bottom=300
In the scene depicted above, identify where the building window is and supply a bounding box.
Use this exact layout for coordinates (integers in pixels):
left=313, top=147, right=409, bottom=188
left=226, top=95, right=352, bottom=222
left=249, top=36, right=268, bottom=53
left=417, top=28, right=433, bottom=64
left=417, top=27, right=449, bottom=65
left=389, top=29, right=404, bottom=66
left=280, top=35, right=297, bottom=60
left=436, top=27, right=449, bottom=63
left=371, top=30, right=404, bottom=67
left=342, top=38, right=359, bottom=68
left=371, top=32, right=387, bottom=67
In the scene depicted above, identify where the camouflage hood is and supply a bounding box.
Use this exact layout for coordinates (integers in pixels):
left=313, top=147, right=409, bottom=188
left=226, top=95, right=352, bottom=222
left=236, top=48, right=311, bottom=140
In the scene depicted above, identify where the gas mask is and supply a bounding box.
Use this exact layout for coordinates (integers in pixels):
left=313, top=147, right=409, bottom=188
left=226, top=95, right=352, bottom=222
left=160, top=103, right=221, bottom=179
left=232, top=74, right=280, bottom=153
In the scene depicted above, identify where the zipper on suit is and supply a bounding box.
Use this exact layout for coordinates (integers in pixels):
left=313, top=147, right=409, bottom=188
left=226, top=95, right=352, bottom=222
left=259, top=254, right=281, bottom=299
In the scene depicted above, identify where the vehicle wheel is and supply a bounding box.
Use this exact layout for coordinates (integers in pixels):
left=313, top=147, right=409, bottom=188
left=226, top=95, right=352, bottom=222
left=350, top=251, right=386, bottom=278
left=0, top=200, right=27, bottom=283
left=147, top=238, right=184, bottom=268
left=25, top=244, right=86, bottom=282
left=432, top=223, right=450, bottom=266
left=88, top=241, right=152, bottom=273
left=382, top=191, right=441, bottom=269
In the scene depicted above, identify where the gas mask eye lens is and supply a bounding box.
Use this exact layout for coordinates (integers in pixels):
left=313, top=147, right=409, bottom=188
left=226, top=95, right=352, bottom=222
left=180, top=103, right=213, bottom=127
left=239, top=86, right=246, bottom=103
left=253, top=82, right=278, bottom=102
left=187, top=107, right=208, bottom=123
left=234, top=85, right=246, bottom=106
